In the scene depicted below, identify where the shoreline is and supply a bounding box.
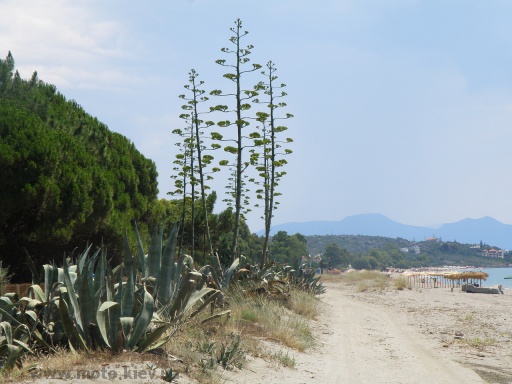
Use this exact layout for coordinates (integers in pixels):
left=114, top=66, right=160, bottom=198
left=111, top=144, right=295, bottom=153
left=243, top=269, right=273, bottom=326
left=395, top=266, right=512, bottom=290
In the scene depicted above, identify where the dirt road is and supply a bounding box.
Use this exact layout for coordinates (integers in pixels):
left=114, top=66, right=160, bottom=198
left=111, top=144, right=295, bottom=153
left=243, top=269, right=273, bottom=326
left=317, top=283, right=485, bottom=383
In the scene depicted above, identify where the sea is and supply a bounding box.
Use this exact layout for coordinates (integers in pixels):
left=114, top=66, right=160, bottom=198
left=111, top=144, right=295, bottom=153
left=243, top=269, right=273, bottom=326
left=469, top=267, right=512, bottom=289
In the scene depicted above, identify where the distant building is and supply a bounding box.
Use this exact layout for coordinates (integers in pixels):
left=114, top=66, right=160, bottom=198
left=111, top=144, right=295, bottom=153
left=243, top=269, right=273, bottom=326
left=482, top=249, right=504, bottom=258
left=400, top=246, right=420, bottom=254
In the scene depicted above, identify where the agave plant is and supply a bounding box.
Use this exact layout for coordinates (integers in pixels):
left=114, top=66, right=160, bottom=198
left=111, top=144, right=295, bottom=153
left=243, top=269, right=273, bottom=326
left=0, top=223, right=222, bottom=372
left=198, top=257, right=251, bottom=292
left=0, top=292, right=41, bottom=371
left=0, top=289, right=55, bottom=355
left=0, top=321, right=34, bottom=372
left=130, top=223, right=220, bottom=323
left=278, top=261, right=325, bottom=295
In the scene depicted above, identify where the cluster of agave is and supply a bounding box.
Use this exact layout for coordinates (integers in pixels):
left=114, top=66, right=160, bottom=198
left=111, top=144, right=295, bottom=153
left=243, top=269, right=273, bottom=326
left=201, top=256, right=325, bottom=297
left=0, top=223, right=325, bottom=373
left=275, top=260, right=326, bottom=295
left=0, top=224, right=220, bottom=372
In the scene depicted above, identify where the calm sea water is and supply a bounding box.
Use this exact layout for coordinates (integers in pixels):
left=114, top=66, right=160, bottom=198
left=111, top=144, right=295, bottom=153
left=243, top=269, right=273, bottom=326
left=470, top=267, right=512, bottom=289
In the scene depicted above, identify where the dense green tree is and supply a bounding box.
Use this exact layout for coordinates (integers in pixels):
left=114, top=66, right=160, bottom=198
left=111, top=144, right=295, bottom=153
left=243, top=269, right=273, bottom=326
left=269, top=231, right=307, bottom=265
left=0, top=53, right=159, bottom=280
left=324, top=242, right=350, bottom=268
left=352, top=257, right=373, bottom=270
left=0, top=51, right=14, bottom=94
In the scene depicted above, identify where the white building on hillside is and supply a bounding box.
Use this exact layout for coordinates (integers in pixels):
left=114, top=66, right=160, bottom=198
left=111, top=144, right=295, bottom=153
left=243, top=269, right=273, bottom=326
left=482, top=249, right=504, bottom=258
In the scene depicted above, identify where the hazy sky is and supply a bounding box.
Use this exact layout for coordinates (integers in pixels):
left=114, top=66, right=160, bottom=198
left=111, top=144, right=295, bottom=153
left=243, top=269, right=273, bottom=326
left=2, top=0, right=512, bottom=232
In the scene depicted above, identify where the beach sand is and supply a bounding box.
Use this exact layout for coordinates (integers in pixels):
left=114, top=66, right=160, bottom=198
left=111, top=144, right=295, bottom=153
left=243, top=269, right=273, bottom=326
left=224, top=275, right=512, bottom=384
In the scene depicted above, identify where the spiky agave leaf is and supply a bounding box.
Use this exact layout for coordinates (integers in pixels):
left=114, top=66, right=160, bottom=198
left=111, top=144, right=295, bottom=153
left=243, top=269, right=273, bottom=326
left=157, top=224, right=179, bottom=307
left=222, top=258, right=240, bottom=290
left=57, top=298, right=88, bottom=352
left=135, top=323, right=173, bottom=353
left=127, top=288, right=154, bottom=350
left=97, top=301, right=120, bottom=348
left=133, top=221, right=147, bottom=279
left=147, top=226, right=161, bottom=281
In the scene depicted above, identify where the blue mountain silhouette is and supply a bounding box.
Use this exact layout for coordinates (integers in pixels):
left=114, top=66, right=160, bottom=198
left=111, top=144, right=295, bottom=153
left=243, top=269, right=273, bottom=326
left=259, top=214, right=512, bottom=249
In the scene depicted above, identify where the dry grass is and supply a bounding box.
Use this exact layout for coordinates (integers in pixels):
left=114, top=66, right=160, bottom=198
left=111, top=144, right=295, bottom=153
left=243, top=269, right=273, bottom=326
left=463, top=337, right=497, bottom=351
left=318, top=273, right=343, bottom=283
left=458, top=312, right=476, bottom=323
left=6, top=348, right=175, bottom=383
left=164, top=316, right=245, bottom=383
left=393, top=276, right=411, bottom=290
left=162, top=287, right=318, bottom=382
left=271, top=350, right=295, bottom=368
left=283, top=288, right=321, bottom=320
left=226, top=288, right=316, bottom=352
left=339, top=270, right=390, bottom=291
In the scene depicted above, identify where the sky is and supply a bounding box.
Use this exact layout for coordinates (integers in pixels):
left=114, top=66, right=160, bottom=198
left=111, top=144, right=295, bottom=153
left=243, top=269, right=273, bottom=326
left=2, top=0, right=512, bottom=233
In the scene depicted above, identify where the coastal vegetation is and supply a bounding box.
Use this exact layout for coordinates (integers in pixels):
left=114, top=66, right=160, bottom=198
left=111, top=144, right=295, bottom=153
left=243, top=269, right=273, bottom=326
left=0, top=19, right=294, bottom=282
left=338, top=270, right=390, bottom=292
left=0, top=19, right=321, bottom=381
left=0, top=223, right=321, bottom=381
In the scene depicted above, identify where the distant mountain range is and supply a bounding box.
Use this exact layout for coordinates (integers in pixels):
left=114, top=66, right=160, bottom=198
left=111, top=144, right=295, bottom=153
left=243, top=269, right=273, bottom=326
left=259, top=214, right=512, bottom=250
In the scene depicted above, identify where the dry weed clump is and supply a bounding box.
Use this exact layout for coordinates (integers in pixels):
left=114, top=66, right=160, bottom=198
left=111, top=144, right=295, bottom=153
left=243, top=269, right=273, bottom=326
left=393, top=276, right=411, bottom=290
left=162, top=286, right=318, bottom=382
left=340, top=270, right=390, bottom=291
left=463, top=337, right=497, bottom=351
left=271, top=350, right=296, bottom=368
left=284, top=288, right=321, bottom=320
left=226, top=288, right=316, bottom=352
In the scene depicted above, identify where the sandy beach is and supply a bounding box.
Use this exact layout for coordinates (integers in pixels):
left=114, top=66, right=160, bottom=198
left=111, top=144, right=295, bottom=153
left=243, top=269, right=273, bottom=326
left=225, top=275, right=512, bottom=384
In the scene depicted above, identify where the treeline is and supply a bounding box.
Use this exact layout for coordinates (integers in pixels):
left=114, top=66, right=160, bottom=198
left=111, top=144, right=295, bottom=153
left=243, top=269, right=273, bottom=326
left=320, top=241, right=417, bottom=270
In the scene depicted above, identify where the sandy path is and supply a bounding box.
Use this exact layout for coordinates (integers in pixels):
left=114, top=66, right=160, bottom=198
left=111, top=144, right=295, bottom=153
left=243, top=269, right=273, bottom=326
left=318, top=284, right=484, bottom=384
left=226, top=281, right=486, bottom=384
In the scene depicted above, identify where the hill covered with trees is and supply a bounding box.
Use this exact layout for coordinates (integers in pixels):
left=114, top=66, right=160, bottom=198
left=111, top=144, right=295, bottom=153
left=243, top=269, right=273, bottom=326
left=307, top=234, right=511, bottom=270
